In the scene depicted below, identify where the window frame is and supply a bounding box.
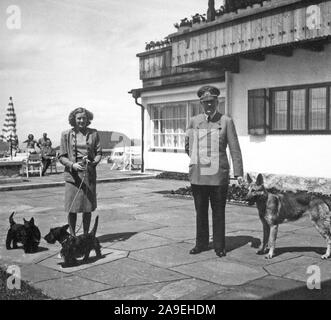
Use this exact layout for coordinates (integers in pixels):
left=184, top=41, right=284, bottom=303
left=269, top=82, right=331, bottom=135
left=149, top=98, right=225, bottom=150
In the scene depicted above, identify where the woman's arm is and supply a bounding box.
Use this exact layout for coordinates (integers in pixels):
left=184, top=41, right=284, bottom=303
left=91, top=131, right=102, bottom=166
left=58, top=131, right=74, bottom=171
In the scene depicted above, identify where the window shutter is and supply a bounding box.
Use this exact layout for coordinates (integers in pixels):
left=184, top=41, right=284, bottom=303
left=248, top=89, right=267, bottom=135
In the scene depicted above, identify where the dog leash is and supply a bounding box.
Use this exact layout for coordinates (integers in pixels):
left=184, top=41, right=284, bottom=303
left=68, top=168, right=87, bottom=234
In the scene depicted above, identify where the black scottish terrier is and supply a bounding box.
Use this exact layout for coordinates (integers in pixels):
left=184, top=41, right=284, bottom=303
left=6, top=212, right=41, bottom=253
left=44, top=216, right=102, bottom=267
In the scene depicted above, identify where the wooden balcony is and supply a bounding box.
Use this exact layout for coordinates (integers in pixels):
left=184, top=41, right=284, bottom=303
left=137, top=44, right=225, bottom=89
left=169, top=0, right=331, bottom=68
left=137, top=47, right=195, bottom=81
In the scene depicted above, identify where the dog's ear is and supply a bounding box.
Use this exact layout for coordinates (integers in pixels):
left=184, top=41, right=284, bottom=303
left=30, top=218, right=35, bottom=225
left=246, top=173, right=253, bottom=184
left=256, top=174, right=264, bottom=186
left=63, top=224, right=70, bottom=231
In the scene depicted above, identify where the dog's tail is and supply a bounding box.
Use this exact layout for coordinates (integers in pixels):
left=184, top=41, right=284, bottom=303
left=90, top=216, right=99, bottom=237
left=9, top=212, right=16, bottom=226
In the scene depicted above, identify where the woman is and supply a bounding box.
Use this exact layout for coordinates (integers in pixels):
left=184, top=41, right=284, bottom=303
left=23, top=134, right=38, bottom=154
left=59, top=108, right=102, bottom=236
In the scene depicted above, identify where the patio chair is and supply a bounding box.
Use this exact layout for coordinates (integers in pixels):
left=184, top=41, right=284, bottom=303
left=48, top=156, right=58, bottom=174
left=23, top=153, right=43, bottom=178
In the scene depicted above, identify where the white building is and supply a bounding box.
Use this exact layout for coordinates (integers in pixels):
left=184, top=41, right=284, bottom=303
left=130, top=0, right=331, bottom=190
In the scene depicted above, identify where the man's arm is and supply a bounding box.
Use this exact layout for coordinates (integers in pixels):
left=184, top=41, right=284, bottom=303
left=185, top=118, right=194, bottom=156
left=226, top=118, right=243, bottom=178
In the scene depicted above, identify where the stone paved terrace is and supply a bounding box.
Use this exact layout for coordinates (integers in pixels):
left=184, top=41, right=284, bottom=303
left=0, top=178, right=330, bottom=300
left=0, top=163, right=156, bottom=191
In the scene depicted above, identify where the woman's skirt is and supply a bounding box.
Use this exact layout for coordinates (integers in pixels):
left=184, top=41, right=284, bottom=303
left=64, top=167, right=97, bottom=213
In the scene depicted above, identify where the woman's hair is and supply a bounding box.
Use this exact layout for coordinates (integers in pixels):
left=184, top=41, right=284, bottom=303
left=28, top=134, right=34, bottom=140
left=68, top=107, right=94, bottom=127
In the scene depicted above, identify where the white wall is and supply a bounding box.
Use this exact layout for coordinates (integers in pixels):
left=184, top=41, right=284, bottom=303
left=232, top=44, right=331, bottom=178
left=141, top=82, right=225, bottom=172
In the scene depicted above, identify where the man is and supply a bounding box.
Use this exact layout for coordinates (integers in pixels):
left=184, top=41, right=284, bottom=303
left=41, top=139, right=56, bottom=176
left=38, top=133, right=51, bottom=151
left=185, top=85, right=243, bottom=258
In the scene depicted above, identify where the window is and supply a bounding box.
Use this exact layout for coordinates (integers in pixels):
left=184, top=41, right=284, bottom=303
left=290, top=89, right=306, bottom=130
left=247, top=83, right=331, bottom=134
left=309, top=87, right=327, bottom=130
left=270, top=85, right=331, bottom=133
left=151, top=102, right=186, bottom=149
left=150, top=97, right=225, bottom=149
left=248, top=89, right=268, bottom=135
left=272, top=91, right=288, bottom=131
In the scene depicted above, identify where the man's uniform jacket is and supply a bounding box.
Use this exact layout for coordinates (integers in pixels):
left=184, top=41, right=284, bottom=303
left=185, top=112, right=243, bottom=186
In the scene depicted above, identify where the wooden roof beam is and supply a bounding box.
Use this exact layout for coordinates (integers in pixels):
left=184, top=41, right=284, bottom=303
left=241, top=52, right=265, bottom=61
left=299, top=41, right=325, bottom=52
left=267, top=47, right=293, bottom=57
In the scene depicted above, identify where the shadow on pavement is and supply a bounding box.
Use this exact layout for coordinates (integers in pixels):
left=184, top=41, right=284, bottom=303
left=6, top=246, right=49, bottom=254
left=59, top=254, right=107, bottom=269
left=275, top=246, right=325, bottom=257
left=226, top=235, right=261, bottom=252
left=263, top=279, right=331, bottom=300
left=204, top=235, right=261, bottom=252
left=98, top=232, right=137, bottom=244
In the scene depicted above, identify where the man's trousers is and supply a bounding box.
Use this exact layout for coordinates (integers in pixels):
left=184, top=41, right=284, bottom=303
left=191, top=184, right=228, bottom=251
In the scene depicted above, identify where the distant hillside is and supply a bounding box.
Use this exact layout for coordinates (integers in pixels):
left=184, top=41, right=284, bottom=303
left=98, top=131, right=140, bottom=150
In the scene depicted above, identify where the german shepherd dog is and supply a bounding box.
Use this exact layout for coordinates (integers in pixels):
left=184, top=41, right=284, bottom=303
left=246, top=174, right=331, bottom=259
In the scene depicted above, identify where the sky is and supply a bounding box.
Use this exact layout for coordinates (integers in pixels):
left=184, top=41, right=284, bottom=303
left=0, top=0, right=224, bottom=147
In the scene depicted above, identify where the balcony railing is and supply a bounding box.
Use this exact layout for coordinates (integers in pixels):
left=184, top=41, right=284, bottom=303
left=170, top=0, right=331, bottom=67
left=138, top=46, right=195, bottom=80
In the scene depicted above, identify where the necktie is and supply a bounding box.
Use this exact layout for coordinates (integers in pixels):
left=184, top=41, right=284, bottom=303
left=207, top=115, right=211, bottom=122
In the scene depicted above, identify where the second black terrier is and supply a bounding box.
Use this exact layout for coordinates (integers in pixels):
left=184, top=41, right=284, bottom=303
left=6, top=212, right=41, bottom=254
left=44, top=216, right=102, bottom=267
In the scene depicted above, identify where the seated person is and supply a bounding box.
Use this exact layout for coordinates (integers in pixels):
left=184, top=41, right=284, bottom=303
left=37, top=132, right=51, bottom=151
left=41, top=140, right=56, bottom=176
left=23, top=134, right=38, bottom=154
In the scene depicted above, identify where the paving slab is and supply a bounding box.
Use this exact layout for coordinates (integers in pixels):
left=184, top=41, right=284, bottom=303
left=104, top=232, right=175, bottom=251
left=0, top=244, right=57, bottom=265
left=171, top=260, right=267, bottom=286
left=38, top=248, right=128, bottom=274
left=16, top=263, right=71, bottom=284
left=33, top=275, right=111, bottom=300
left=226, top=244, right=302, bottom=267
left=273, top=233, right=326, bottom=257
left=129, top=243, right=215, bottom=268
left=77, top=258, right=188, bottom=288
left=283, top=259, right=331, bottom=283
left=135, top=212, right=196, bottom=227
left=206, top=286, right=271, bottom=300
left=265, top=256, right=320, bottom=277
left=227, top=220, right=306, bottom=233
left=144, top=226, right=196, bottom=241
left=97, top=220, right=163, bottom=235
left=80, top=278, right=225, bottom=300
left=249, top=275, right=312, bottom=293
